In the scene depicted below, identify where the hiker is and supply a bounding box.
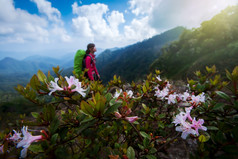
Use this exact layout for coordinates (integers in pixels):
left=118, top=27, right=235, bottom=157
left=85, top=43, right=100, bottom=81
left=73, top=43, right=100, bottom=81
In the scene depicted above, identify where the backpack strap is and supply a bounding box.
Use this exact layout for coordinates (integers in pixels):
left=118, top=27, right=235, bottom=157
left=85, top=54, right=95, bottom=64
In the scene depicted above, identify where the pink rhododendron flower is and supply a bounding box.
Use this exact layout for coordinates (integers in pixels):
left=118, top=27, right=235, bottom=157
left=154, top=88, right=169, bottom=99
left=191, top=118, right=207, bottom=136
left=123, top=107, right=132, bottom=116
left=181, top=91, right=190, bottom=102
left=175, top=121, right=196, bottom=139
left=8, top=130, right=22, bottom=142
left=48, top=78, right=63, bottom=95
left=125, top=116, right=138, bottom=123
left=166, top=94, right=177, bottom=104
left=0, top=144, right=4, bottom=154
left=172, top=107, right=192, bottom=126
left=172, top=112, right=186, bottom=126
left=191, top=92, right=205, bottom=105
left=65, top=76, right=77, bottom=88
left=114, top=112, right=122, bottom=118
left=165, top=81, right=171, bottom=89
left=16, top=126, right=44, bottom=158
left=64, top=76, right=87, bottom=97
left=198, top=92, right=205, bottom=103
left=173, top=107, right=206, bottom=139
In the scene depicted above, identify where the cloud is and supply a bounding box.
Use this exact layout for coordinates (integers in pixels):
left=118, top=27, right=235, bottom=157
left=30, top=0, right=62, bottom=24
left=124, top=16, right=157, bottom=42
left=149, top=0, right=238, bottom=30
left=0, top=0, right=49, bottom=43
left=129, top=0, right=158, bottom=16
left=0, top=0, right=71, bottom=45
left=71, top=2, right=125, bottom=45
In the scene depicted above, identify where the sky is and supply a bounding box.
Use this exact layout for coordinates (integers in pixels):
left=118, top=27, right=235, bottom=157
left=0, top=0, right=238, bottom=59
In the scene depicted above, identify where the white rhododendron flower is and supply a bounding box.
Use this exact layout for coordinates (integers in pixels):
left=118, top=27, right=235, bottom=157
left=71, top=80, right=87, bottom=97
left=48, top=76, right=87, bottom=97
left=48, top=78, right=63, bottom=95
left=126, top=90, right=134, bottom=98
left=114, top=89, right=122, bottom=99
left=156, top=75, right=162, bottom=81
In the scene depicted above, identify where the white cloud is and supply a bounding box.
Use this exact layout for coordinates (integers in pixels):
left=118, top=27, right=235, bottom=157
left=0, top=0, right=49, bottom=43
left=107, top=11, right=125, bottom=36
left=71, top=2, right=125, bottom=45
left=72, top=16, right=93, bottom=38
left=124, top=16, right=157, bottom=42
left=129, top=0, right=158, bottom=16
left=0, top=0, right=71, bottom=45
left=30, top=0, right=62, bottom=23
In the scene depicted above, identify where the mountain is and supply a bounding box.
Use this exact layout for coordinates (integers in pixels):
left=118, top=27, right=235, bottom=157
left=23, top=55, right=62, bottom=65
left=96, top=26, right=186, bottom=82
left=150, top=5, right=238, bottom=80
left=0, top=57, right=54, bottom=75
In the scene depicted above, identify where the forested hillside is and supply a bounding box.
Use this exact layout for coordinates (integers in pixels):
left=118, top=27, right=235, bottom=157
left=97, top=26, right=185, bottom=82
left=150, top=6, right=238, bottom=80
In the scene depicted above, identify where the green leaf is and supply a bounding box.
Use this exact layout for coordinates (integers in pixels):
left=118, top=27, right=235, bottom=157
left=149, top=148, right=157, bottom=154
left=50, top=117, right=60, bottom=134
left=138, top=144, right=144, bottom=150
left=37, top=70, right=47, bottom=82
left=158, top=113, right=166, bottom=118
left=207, top=126, right=219, bottom=131
left=143, top=138, right=150, bottom=147
left=145, top=80, right=149, bottom=88
left=30, top=74, right=40, bottom=90
left=215, top=91, right=230, bottom=101
left=212, top=103, right=225, bottom=110
left=43, top=105, right=55, bottom=121
left=80, top=100, right=94, bottom=116
left=114, top=143, right=120, bottom=149
left=146, top=155, right=157, bottom=159
left=80, top=117, right=94, bottom=124
left=105, top=103, right=121, bottom=115
left=51, top=133, right=59, bottom=144
left=199, top=135, right=209, bottom=142
left=53, top=66, right=60, bottom=74
left=105, top=93, right=112, bottom=101
left=143, top=85, right=147, bottom=93
left=28, top=144, right=44, bottom=153
left=127, top=146, right=135, bottom=159
left=140, top=131, right=151, bottom=140
left=31, top=112, right=39, bottom=119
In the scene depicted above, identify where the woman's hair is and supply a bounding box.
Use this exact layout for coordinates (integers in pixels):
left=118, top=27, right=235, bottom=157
left=86, top=43, right=95, bottom=54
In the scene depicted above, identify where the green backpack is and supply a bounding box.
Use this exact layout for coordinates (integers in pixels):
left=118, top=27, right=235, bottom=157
left=74, top=49, right=86, bottom=76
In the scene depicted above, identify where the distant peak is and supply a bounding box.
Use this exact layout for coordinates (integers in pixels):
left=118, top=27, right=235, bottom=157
left=1, top=57, right=17, bottom=61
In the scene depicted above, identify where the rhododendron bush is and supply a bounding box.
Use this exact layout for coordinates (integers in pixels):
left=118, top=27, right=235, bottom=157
left=0, top=65, right=237, bottom=158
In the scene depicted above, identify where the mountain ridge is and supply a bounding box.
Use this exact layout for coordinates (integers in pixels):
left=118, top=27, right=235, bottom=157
left=96, top=26, right=186, bottom=82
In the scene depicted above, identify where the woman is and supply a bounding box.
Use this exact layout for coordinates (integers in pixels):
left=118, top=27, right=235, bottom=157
left=85, top=43, right=100, bottom=81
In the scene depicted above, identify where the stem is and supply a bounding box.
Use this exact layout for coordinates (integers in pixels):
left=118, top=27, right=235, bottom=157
left=157, top=133, right=180, bottom=151
left=128, top=122, right=143, bottom=141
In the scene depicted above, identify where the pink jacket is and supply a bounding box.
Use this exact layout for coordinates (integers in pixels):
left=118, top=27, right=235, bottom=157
left=85, top=53, right=99, bottom=80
